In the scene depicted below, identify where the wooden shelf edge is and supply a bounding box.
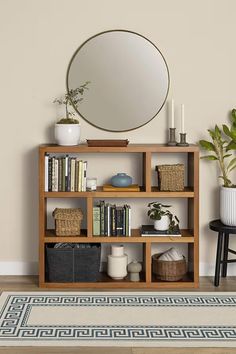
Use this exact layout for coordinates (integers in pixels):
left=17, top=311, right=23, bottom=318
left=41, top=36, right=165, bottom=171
left=43, top=187, right=194, bottom=198
left=44, top=229, right=195, bottom=243
left=39, top=281, right=197, bottom=289
left=39, top=144, right=199, bottom=154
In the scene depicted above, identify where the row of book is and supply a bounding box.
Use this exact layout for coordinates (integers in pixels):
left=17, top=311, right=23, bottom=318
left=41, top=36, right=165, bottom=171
left=93, top=201, right=131, bottom=236
left=45, top=154, right=87, bottom=192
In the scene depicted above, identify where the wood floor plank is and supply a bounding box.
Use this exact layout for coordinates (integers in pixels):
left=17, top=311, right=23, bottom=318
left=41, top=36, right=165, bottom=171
left=0, top=348, right=132, bottom=354
left=132, top=349, right=236, bottom=354
left=1, top=275, right=236, bottom=292
left=0, top=276, right=236, bottom=354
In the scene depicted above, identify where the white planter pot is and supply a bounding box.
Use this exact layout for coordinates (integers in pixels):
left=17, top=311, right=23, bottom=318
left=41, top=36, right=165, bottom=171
left=54, top=123, right=80, bottom=146
left=220, top=186, right=236, bottom=226
left=154, top=215, right=170, bottom=231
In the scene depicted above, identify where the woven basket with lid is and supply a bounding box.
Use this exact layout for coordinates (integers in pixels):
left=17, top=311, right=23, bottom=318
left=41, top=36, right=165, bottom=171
left=156, top=164, right=184, bottom=191
left=53, top=208, right=83, bottom=236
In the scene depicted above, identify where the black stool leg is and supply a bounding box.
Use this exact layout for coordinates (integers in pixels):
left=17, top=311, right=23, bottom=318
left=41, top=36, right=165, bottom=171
left=222, top=233, right=229, bottom=277
left=214, top=232, right=223, bottom=286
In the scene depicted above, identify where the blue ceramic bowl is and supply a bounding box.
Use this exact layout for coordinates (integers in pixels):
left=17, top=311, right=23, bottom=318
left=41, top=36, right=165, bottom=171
left=111, top=173, right=132, bottom=187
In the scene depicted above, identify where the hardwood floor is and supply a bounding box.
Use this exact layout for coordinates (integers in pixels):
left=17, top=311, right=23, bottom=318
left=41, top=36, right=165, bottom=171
left=0, top=275, right=236, bottom=354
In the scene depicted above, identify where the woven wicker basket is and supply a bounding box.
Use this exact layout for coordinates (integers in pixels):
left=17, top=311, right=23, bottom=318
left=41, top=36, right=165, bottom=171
left=156, top=164, right=184, bottom=191
left=152, top=253, right=187, bottom=281
left=53, top=208, right=83, bottom=236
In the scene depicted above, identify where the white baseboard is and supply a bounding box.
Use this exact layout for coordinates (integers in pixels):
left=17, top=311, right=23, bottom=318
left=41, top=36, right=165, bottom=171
left=0, top=262, right=38, bottom=275
left=0, top=261, right=236, bottom=276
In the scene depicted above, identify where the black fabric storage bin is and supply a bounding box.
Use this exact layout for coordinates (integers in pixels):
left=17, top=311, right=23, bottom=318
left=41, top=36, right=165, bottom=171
left=46, top=244, right=101, bottom=282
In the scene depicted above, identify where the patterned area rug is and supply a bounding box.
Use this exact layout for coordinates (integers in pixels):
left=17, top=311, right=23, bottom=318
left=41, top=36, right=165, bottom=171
left=0, top=292, right=236, bottom=347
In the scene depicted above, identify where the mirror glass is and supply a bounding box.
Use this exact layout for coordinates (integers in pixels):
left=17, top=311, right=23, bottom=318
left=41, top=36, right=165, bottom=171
left=66, top=30, right=170, bottom=132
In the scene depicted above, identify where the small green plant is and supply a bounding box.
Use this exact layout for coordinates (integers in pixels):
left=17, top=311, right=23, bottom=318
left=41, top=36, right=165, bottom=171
left=147, top=202, right=179, bottom=230
left=199, top=109, right=236, bottom=187
left=53, top=81, right=90, bottom=124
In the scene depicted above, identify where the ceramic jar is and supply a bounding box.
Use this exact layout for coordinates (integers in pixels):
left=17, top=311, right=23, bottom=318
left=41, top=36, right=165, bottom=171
left=110, top=173, right=132, bottom=187
left=127, top=260, right=142, bottom=282
left=54, top=123, right=81, bottom=146
left=220, top=186, right=236, bottom=226
left=154, top=215, right=170, bottom=231
left=107, top=245, right=128, bottom=280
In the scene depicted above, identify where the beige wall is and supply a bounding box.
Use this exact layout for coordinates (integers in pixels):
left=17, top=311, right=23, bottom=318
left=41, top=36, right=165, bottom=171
left=0, top=0, right=236, bottom=275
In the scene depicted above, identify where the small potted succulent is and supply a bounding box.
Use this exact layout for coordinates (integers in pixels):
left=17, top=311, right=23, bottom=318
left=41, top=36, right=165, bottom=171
left=147, top=202, right=179, bottom=231
left=199, top=108, right=236, bottom=226
left=53, top=82, right=90, bottom=146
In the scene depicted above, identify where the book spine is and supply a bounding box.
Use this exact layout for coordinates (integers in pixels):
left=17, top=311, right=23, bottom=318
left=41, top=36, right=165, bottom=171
left=75, top=159, right=79, bottom=192
left=100, top=200, right=105, bottom=236
left=116, top=207, right=123, bottom=236
left=51, top=156, right=56, bottom=191
left=111, top=205, right=116, bottom=236
left=128, top=205, right=131, bottom=236
left=125, top=205, right=129, bottom=236
left=54, top=158, right=59, bottom=192
left=44, top=154, right=49, bottom=192
left=70, top=158, right=75, bottom=192
left=82, top=161, right=87, bottom=192
left=104, top=204, right=108, bottom=236
left=93, top=206, right=101, bottom=236
left=48, top=157, right=52, bottom=192
left=78, top=160, right=83, bottom=192
left=122, top=207, right=126, bottom=236
left=107, top=204, right=111, bottom=236
left=67, top=157, right=71, bottom=192
left=62, top=157, right=66, bottom=192
left=58, top=157, right=62, bottom=192
left=65, top=155, right=68, bottom=191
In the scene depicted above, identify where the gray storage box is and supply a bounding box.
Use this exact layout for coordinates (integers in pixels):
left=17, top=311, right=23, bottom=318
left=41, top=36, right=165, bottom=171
left=46, top=244, right=101, bottom=282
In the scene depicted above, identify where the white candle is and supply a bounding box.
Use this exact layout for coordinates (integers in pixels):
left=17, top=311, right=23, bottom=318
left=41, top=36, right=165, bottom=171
left=181, top=104, right=185, bottom=133
left=171, top=99, right=174, bottom=128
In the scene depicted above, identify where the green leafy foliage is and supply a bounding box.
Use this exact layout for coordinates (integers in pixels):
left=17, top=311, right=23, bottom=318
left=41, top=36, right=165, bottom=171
left=199, top=140, right=215, bottom=151
left=147, top=202, right=179, bottom=231
left=57, top=118, right=79, bottom=124
left=53, top=81, right=90, bottom=123
left=199, top=109, right=236, bottom=187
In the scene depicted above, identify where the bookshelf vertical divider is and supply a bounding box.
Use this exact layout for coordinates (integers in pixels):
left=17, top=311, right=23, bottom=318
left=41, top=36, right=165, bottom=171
left=39, top=144, right=199, bottom=289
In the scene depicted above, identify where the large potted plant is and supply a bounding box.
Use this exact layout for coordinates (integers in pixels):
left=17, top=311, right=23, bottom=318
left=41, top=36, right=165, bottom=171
left=147, top=202, right=179, bottom=231
left=53, top=82, right=89, bottom=146
left=199, top=109, right=236, bottom=226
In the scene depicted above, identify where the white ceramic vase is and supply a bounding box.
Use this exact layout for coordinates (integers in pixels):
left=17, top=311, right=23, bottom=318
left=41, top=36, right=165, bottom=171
left=220, top=186, right=236, bottom=226
left=154, top=215, right=170, bottom=231
left=54, top=123, right=80, bottom=146
left=107, top=245, right=128, bottom=280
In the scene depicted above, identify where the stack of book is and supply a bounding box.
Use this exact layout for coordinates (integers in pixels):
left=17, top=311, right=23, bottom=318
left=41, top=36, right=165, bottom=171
left=93, top=201, right=131, bottom=236
left=140, top=225, right=181, bottom=237
left=45, top=154, right=87, bottom=192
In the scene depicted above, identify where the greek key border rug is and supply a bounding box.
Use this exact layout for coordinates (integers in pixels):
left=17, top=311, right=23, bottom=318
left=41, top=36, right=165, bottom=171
left=1, top=292, right=236, bottom=347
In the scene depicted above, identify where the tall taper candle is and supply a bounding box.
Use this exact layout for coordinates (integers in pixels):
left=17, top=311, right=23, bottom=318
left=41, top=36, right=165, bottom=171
left=181, top=104, right=185, bottom=133
left=171, top=99, right=174, bottom=128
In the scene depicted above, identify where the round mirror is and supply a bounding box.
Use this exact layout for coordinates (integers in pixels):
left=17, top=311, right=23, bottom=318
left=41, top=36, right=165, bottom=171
left=66, top=30, right=170, bottom=132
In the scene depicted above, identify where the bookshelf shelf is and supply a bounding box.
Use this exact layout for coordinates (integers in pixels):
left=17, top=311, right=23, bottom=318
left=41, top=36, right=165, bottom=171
left=39, top=143, right=199, bottom=289
left=44, top=187, right=194, bottom=198
left=44, top=229, right=194, bottom=243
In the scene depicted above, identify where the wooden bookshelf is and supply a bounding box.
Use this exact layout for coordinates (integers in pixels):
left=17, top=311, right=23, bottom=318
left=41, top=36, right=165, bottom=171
left=39, top=144, right=199, bottom=289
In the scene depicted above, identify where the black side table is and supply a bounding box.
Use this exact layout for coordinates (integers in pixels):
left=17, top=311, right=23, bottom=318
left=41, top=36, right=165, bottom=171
left=209, top=219, right=236, bottom=286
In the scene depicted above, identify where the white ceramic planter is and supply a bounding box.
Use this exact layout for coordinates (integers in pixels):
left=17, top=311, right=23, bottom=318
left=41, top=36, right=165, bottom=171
left=154, top=215, right=170, bottom=231
left=54, top=123, right=80, bottom=146
left=220, top=186, right=236, bottom=226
